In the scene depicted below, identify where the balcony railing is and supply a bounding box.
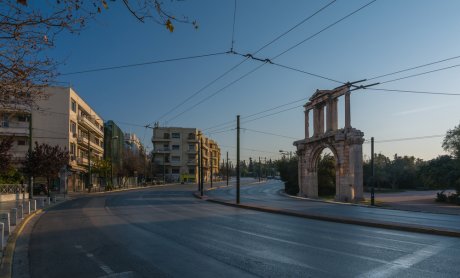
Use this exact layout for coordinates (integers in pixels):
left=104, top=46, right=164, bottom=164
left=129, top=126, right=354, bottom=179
left=78, top=115, right=103, bottom=136
left=0, top=122, right=29, bottom=136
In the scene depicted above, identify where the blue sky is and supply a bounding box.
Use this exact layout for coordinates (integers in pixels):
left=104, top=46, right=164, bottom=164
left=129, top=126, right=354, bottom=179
left=51, top=0, right=460, bottom=163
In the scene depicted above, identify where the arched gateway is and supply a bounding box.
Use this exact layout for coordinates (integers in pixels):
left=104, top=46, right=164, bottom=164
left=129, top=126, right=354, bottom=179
left=294, top=85, right=364, bottom=202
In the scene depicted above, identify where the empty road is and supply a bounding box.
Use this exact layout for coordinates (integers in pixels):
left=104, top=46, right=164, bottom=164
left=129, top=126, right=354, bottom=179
left=16, top=184, right=460, bottom=278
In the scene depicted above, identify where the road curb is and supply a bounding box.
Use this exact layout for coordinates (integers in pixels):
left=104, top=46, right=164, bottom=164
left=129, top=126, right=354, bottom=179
left=195, top=193, right=460, bottom=238
left=0, top=199, right=68, bottom=278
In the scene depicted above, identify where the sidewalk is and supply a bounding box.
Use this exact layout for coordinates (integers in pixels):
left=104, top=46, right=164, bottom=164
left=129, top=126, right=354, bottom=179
left=199, top=182, right=460, bottom=238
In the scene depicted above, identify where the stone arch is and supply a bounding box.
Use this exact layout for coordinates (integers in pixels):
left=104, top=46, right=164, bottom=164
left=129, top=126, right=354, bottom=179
left=294, top=85, right=364, bottom=202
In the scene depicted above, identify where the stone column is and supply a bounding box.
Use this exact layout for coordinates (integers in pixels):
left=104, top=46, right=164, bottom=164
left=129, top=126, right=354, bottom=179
left=332, top=98, right=338, bottom=131
left=313, top=107, right=319, bottom=136
left=318, top=105, right=325, bottom=135
left=326, top=98, right=333, bottom=132
left=304, top=109, right=310, bottom=139
left=345, top=91, right=351, bottom=129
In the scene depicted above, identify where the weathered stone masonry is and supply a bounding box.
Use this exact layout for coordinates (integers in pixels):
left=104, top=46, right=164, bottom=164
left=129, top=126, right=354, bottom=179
left=294, top=85, right=364, bottom=202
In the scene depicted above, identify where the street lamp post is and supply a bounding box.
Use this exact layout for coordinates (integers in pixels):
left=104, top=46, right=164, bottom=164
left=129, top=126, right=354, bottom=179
left=279, top=150, right=292, bottom=159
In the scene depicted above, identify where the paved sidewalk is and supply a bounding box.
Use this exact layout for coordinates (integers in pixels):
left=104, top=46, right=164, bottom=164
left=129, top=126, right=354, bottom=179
left=203, top=181, right=460, bottom=238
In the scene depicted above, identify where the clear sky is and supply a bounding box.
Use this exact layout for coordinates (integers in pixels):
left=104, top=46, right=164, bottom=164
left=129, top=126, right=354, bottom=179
left=51, top=0, right=460, bottom=163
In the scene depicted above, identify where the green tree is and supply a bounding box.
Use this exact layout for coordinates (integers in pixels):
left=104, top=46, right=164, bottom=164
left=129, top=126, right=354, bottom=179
left=443, top=123, right=460, bottom=159
left=0, top=136, right=13, bottom=175
left=317, top=154, right=335, bottom=196
left=276, top=156, right=299, bottom=195
left=92, top=158, right=112, bottom=184
left=23, top=142, right=69, bottom=194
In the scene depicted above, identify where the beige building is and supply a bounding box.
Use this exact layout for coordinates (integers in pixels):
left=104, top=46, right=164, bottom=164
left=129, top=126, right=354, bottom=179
left=1, top=87, right=104, bottom=191
left=152, top=126, right=220, bottom=183
left=33, top=86, right=104, bottom=191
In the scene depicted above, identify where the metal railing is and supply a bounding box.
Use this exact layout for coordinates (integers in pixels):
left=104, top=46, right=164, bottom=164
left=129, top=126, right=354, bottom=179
left=0, top=184, right=25, bottom=194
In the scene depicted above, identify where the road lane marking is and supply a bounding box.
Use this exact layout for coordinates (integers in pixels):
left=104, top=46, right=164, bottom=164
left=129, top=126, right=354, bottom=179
left=75, top=245, right=129, bottom=276
left=357, top=239, right=454, bottom=278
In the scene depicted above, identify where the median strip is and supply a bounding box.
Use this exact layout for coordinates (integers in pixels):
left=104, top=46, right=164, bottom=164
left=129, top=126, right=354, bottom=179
left=193, top=192, right=460, bottom=238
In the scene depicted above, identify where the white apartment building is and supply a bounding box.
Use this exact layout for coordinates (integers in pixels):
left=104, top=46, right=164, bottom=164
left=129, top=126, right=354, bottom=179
left=0, top=87, right=104, bottom=191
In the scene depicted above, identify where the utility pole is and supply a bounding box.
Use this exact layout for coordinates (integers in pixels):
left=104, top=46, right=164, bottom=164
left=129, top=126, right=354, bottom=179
left=87, top=131, right=92, bottom=191
left=28, top=112, right=33, bottom=199
left=210, top=149, right=213, bottom=188
left=236, top=115, right=240, bottom=204
left=258, top=157, right=261, bottom=182
left=200, top=138, right=204, bottom=196
left=371, top=137, right=375, bottom=206
left=226, top=151, right=229, bottom=186
left=198, top=140, right=201, bottom=192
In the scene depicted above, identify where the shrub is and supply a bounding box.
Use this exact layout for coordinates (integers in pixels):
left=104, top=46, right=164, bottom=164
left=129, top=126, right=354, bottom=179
left=436, top=191, right=448, bottom=202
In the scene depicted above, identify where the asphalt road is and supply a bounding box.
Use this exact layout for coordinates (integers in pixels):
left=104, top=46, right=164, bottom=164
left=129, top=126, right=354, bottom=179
left=16, top=184, right=460, bottom=278
left=207, top=180, right=460, bottom=233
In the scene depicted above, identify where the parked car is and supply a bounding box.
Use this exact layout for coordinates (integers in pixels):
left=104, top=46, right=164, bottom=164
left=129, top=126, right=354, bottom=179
left=33, top=183, right=49, bottom=195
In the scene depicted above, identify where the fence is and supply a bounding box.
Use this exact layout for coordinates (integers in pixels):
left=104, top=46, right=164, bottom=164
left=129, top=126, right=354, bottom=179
left=0, top=184, right=25, bottom=194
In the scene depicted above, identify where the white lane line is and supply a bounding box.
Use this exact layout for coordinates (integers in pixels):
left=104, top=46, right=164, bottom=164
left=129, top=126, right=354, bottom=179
left=74, top=245, right=121, bottom=276
left=357, top=239, right=454, bottom=278
left=97, top=271, right=134, bottom=278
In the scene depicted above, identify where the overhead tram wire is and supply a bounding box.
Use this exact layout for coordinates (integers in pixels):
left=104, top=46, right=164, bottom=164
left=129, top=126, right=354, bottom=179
left=59, top=51, right=228, bottom=76
left=203, top=96, right=308, bottom=132
left=377, top=63, right=460, bottom=85
left=161, top=1, right=340, bottom=124
left=242, top=128, right=300, bottom=140
left=364, top=134, right=445, bottom=144
left=271, top=0, right=377, bottom=60
left=165, top=62, right=267, bottom=124
left=365, top=88, right=460, bottom=96
left=367, top=54, right=460, bottom=81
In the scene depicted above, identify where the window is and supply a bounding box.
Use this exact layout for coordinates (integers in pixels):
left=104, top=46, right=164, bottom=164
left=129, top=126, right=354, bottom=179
left=188, top=133, right=195, bottom=140
left=71, top=99, right=76, bottom=112
left=172, top=145, right=180, bottom=150
left=171, top=168, right=180, bottom=174
left=188, top=144, right=195, bottom=151
left=163, top=133, right=170, bottom=139
left=171, top=132, right=180, bottom=139
left=189, top=167, right=195, bottom=174
left=70, top=121, right=77, bottom=134
left=171, top=156, right=180, bottom=162
left=70, top=143, right=76, bottom=155
left=1, top=113, right=9, bottom=127
left=17, top=140, right=26, bottom=146
left=17, top=115, right=28, bottom=122
left=188, top=154, right=195, bottom=161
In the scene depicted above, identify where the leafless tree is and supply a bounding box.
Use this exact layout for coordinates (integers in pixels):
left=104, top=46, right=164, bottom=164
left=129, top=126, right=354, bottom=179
left=0, top=0, right=196, bottom=108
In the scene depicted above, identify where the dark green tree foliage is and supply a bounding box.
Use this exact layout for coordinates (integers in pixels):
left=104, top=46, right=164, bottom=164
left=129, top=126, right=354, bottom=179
left=277, top=156, right=299, bottom=195
left=418, top=155, right=460, bottom=191
left=23, top=142, right=69, bottom=188
left=443, top=123, right=460, bottom=159
left=0, top=136, right=13, bottom=175
left=317, top=154, right=335, bottom=196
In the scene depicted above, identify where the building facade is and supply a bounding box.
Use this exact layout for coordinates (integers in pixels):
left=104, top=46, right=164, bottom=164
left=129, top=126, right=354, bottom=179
left=152, top=126, right=220, bottom=183
left=104, top=120, right=125, bottom=185
left=124, top=133, right=143, bottom=154
left=33, top=87, right=104, bottom=191
left=0, top=102, right=30, bottom=166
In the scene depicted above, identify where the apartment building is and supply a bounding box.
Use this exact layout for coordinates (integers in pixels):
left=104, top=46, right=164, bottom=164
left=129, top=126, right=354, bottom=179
left=33, top=87, right=104, bottom=191
left=151, top=126, right=220, bottom=183
left=0, top=102, right=30, bottom=166
left=1, top=87, right=104, bottom=191
left=124, top=133, right=143, bottom=154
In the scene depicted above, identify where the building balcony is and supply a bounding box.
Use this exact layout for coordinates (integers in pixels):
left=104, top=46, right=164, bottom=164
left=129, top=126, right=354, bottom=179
left=78, top=115, right=103, bottom=137
left=187, top=160, right=197, bottom=165
left=76, top=157, right=88, bottom=166
left=152, top=136, right=171, bottom=142
left=0, top=122, right=29, bottom=137
left=154, top=148, right=171, bottom=153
